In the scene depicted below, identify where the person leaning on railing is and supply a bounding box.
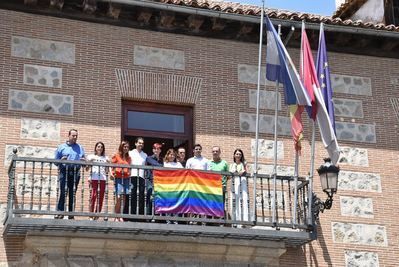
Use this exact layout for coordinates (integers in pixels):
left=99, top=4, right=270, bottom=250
left=209, top=146, right=229, bottom=220
left=110, top=141, right=131, bottom=222
left=54, top=129, right=86, bottom=220
left=85, top=141, right=109, bottom=220
left=229, top=148, right=248, bottom=226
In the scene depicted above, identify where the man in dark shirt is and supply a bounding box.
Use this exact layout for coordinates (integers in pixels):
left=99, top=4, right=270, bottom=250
left=145, top=143, right=163, bottom=215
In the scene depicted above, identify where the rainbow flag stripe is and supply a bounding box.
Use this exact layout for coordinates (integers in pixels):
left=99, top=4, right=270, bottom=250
left=154, top=169, right=224, bottom=217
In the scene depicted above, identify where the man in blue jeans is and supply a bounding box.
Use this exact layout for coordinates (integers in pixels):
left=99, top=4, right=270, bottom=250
left=54, top=129, right=85, bottom=219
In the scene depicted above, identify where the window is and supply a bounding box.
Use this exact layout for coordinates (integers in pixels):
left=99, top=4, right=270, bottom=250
left=386, top=0, right=399, bottom=25
left=127, top=111, right=184, bottom=133
left=122, top=101, right=193, bottom=156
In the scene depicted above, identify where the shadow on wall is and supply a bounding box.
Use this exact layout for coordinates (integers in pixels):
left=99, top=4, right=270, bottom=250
left=279, top=223, right=333, bottom=266
left=4, top=235, right=25, bottom=265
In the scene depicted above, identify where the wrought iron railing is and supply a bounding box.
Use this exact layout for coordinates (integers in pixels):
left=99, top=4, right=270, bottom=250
left=5, top=152, right=313, bottom=231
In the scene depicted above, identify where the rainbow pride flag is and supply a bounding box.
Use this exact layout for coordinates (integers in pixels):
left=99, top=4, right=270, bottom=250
left=154, top=169, right=224, bottom=217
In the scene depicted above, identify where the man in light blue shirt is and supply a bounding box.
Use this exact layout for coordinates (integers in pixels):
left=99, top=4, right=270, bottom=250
left=54, top=129, right=85, bottom=219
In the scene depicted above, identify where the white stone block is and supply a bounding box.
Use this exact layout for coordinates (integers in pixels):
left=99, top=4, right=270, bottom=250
left=333, top=98, right=364, bottom=118
left=336, top=122, right=376, bottom=143
left=248, top=89, right=281, bottom=110
left=239, top=112, right=290, bottom=136
left=340, top=196, right=373, bottom=218
left=16, top=173, right=58, bottom=198
left=331, top=74, right=372, bottom=96
left=345, top=250, right=379, bottom=267
left=332, top=222, right=387, bottom=246
left=4, top=144, right=55, bottom=167
left=23, top=64, right=62, bottom=88
left=251, top=164, right=294, bottom=176
left=338, top=146, right=369, bottom=167
left=9, top=89, right=73, bottom=115
left=251, top=139, right=284, bottom=159
left=12, top=36, right=75, bottom=64
left=21, top=117, right=60, bottom=141
left=238, top=64, right=276, bottom=86
left=338, top=170, right=381, bottom=192
left=134, top=45, right=185, bottom=70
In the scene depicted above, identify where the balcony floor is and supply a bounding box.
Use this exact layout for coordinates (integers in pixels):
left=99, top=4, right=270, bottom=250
left=4, top=216, right=313, bottom=247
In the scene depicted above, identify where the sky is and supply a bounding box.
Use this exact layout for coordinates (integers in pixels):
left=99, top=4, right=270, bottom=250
left=238, top=0, right=337, bottom=16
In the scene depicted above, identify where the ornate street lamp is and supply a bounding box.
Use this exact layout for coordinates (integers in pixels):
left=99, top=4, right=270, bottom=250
left=313, top=158, right=340, bottom=220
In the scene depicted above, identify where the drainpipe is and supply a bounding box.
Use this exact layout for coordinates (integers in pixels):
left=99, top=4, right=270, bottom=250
left=99, top=0, right=399, bottom=38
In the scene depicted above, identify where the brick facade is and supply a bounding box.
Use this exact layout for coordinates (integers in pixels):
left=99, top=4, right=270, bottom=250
left=1, top=8, right=399, bottom=266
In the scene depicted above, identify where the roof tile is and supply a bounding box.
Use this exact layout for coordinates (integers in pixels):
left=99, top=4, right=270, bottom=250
left=158, top=0, right=399, bottom=32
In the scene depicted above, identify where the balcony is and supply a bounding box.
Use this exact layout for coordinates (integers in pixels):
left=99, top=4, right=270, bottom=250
left=4, top=151, right=316, bottom=257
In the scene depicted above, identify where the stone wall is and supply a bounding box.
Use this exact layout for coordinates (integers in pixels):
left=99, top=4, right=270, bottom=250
left=340, top=196, right=373, bottom=218
left=333, top=98, right=363, bottom=118
left=4, top=145, right=55, bottom=167
left=335, top=122, right=376, bottom=143
left=23, top=64, right=62, bottom=88
left=134, top=45, right=185, bottom=70
left=12, top=36, right=75, bottom=64
left=249, top=89, right=281, bottom=110
left=332, top=222, right=387, bottom=246
left=238, top=64, right=275, bottom=86
left=338, top=147, right=369, bottom=166
left=240, top=113, right=290, bottom=136
left=16, top=174, right=58, bottom=198
left=345, top=251, right=379, bottom=267
left=338, top=171, right=381, bottom=192
left=18, top=235, right=287, bottom=267
left=21, top=118, right=60, bottom=141
left=331, top=74, right=372, bottom=96
left=251, top=139, right=284, bottom=159
left=9, top=90, right=73, bottom=116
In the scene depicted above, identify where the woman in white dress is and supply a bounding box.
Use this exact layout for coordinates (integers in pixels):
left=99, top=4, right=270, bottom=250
left=229, top=149, right=248, bottom=223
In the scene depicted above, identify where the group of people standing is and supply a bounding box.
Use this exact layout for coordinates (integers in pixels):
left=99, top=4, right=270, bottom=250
left=54, top=129, right=250, bottom=222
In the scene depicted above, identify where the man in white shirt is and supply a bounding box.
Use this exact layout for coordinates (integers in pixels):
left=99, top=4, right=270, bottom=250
left=185, top=144, right=209, bottom=170
left=128, top=137, right=147, bottom=216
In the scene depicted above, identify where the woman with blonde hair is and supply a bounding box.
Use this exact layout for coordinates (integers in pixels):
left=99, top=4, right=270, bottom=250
left=163, top=149, right=183, bottom=168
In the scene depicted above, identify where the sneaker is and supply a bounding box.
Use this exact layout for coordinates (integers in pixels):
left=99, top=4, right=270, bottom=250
left=68, top=216, right=75, bottom=220
left=54, top=215, right=64, bottom=219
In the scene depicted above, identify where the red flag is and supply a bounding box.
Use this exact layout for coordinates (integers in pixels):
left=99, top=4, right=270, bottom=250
left=301, top=22, right=341, bottom=164
left=300, top=22, right=318, bottom=120
left=289, top=105, right=304, bottom=152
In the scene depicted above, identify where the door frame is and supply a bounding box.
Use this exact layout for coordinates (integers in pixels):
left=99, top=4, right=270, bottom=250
left=122, top=100, right=193, bottom=152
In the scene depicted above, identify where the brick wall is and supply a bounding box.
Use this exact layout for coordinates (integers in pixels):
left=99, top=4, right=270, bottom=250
left=0, top=8, right=398, bottom=266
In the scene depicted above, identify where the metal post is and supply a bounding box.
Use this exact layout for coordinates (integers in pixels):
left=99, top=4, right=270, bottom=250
left=271, top=25, right=281, bottom=226
left=292, top=151, right=299, bottom=227
left=308, top=121, right=316, bottom=226
left=253, top=0, right=265, bottom=223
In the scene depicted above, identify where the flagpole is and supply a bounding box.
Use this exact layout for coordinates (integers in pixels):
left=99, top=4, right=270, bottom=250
left=308, top=121, right=316, bottom=226
left=253, top=0, right=265, bottom=223
left=293, top=150, right=299, bottom=227
left=271, top=24, right=281, bottom=227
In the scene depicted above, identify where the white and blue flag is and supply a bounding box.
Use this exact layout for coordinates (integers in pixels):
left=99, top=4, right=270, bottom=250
left=265, top=16, right=311, bottom=107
